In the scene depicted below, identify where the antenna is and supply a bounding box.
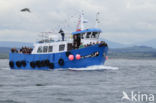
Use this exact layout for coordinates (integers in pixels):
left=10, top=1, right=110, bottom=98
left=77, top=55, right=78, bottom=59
left=95, top=12, right=100, bottom=28
left=76, top=11, right=84, bottom=31
left=80, top=11, right=84, bottom=30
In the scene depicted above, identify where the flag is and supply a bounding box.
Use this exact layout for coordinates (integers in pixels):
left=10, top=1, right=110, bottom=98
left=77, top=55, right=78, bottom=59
left=83, top=20, right=88, bottom=23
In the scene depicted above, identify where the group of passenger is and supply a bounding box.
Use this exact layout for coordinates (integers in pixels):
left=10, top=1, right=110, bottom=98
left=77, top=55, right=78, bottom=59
left=11, top=48, right=18, bottom=53
left=11, top=47, right=33, bottom=54
left=79, top=41, right=107, bottom=49
left=19, top=47, right=33, bottom=54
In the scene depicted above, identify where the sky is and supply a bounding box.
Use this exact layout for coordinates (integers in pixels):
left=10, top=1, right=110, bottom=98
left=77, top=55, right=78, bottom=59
left=0, top=0, right=156, bottom=44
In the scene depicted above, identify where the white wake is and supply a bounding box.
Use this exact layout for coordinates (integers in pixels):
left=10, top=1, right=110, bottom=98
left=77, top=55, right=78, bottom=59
left=68, top=65, right=119, bottom=71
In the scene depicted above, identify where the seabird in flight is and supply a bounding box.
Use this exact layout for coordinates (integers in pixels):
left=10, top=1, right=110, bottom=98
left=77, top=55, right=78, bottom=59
left=21, top=8, right=31, bottom=13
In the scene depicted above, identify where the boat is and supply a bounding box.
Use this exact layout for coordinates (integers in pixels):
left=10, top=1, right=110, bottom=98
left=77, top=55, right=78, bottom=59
left=9, top=13, right=108, bottom=70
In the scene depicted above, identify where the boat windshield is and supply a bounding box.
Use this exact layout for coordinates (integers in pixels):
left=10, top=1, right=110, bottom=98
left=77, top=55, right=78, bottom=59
left=86, top=32, right=91, bottom=38
left=91, top=32, right=100, bottom=38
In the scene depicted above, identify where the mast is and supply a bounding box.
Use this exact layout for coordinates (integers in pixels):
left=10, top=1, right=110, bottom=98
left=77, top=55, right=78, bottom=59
left=95, top=12, right=100, bottom=28
left=76, top=12, right=84, bottom=31
left=80, top=12, right=84, bottom=30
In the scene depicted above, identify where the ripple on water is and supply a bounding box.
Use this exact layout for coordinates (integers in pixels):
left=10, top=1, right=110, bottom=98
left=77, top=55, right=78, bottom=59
left=0, top=59, right=156, bottom=103
left=0, top=100, right=21, bottom=103
left=56, top=97, right=74, bottom=102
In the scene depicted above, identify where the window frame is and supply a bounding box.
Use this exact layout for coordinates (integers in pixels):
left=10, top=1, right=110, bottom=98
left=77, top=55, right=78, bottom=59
left=96, top=32, right=100, bottom=38
left=81, top=33, right=85, bottom=39
left=37, top=46, right=43, bottom=53
left=91, top=32, right=98, bottom=38
left=48, top=46, right=53, bottom=52
left=59, top=44, right=65, bottom=51
left=43, top=46, right=48, bottom=53
left=86, top=32, right=92, bottom=38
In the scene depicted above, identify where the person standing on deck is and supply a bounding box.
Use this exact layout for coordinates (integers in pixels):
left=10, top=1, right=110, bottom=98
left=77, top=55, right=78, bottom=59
left=59, top=29, right=65, bottom=41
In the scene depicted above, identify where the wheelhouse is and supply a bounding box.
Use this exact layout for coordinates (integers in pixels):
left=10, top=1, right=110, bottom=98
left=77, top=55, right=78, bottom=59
left=72, top=28, right=102, bottom=49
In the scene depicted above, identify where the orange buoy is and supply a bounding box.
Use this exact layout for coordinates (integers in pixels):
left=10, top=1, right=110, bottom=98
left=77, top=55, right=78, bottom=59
left=76, top=54, right=81, bottom=60
left=68, top=55, right=74, bottom=61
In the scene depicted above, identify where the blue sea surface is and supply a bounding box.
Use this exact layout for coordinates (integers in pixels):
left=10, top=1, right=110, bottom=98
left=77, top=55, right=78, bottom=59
left=0, top=59, right=155, bottom=103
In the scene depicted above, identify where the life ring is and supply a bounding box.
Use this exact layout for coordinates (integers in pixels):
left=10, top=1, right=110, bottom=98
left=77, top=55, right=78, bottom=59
left=66, top=51, right=71, bottom=57
left=49, top=63, right=54, bottom=69
left=36, top=61, right=41, bottom=67
left=16, top=61, right=22, bottom=67
left=9, top=61, right=14, bottom=68
left=21, top=60, right=26, bottom=67
left=40, top=61, right=45, bottom=67
left=44, top=59, right=50, bottom=66
left=58, top=58, right=64, bottom=66
left=30, top=61, right=36, bottom=68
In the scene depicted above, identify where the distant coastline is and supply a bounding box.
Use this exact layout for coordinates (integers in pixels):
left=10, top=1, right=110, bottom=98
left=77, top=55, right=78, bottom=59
left=108, top=46, right=156, bottom=59
left=0, top=53, right=9, bottom=59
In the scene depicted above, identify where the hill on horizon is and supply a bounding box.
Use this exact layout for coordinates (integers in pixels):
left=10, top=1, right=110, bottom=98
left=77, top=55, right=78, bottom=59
left=108, top=45, right=156, bottom=59
left=137, top=39, right=156, bottom=48
left=0, top=41, right=33, bottom=48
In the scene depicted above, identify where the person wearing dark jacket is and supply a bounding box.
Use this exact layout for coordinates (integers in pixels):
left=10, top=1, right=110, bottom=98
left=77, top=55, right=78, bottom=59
left=59, top=29, right=65, bottom=41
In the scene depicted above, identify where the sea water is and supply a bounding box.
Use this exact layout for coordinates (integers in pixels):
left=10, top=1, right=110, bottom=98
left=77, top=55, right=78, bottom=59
left=0, top=59, right=155, bottom=103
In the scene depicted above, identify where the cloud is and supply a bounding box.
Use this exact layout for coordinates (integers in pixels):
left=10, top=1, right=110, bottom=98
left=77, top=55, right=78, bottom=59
left=0, top=29, right=36, bottom=42
left=0, top=0, right=156, bottom=44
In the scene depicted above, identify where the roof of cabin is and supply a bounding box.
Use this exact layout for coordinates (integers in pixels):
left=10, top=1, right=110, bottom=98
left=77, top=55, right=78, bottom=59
left=72, top=28, right=102, bottom=35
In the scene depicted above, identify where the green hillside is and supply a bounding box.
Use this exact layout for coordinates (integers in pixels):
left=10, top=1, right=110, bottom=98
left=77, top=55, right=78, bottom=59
left=108, top=46, right=156, bottom=59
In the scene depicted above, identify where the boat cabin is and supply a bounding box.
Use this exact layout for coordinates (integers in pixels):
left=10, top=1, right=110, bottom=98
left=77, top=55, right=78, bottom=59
left=31, top=28, right=101, bottom=54
left=72, top=28, right=101, bottom=49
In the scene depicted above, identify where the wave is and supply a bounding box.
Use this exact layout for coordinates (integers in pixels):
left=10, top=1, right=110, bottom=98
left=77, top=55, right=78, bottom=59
left=0, top=67, right=10, bottom=70
left=0, top=65, right=119, bottom=71
left=68, top=65, right=119, bottom=71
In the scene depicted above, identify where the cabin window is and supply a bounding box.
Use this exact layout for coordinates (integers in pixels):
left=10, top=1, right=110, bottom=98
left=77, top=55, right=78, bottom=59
left=86, top=32, right=91, bottom=38
left=81, top=33, right=85, bottom=39
left=43, top=46, right=48, bottom=53
left=37, top=46, right=43, bottom=53
left=48, top=46, right=53, bottom=52
left=59, top=44, right=65, bottom=51
left=96, top=32, right=100, bottom=38
left=67, top=43, right=73, bottom=51
left=91, top=32, right=98, bottom=38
